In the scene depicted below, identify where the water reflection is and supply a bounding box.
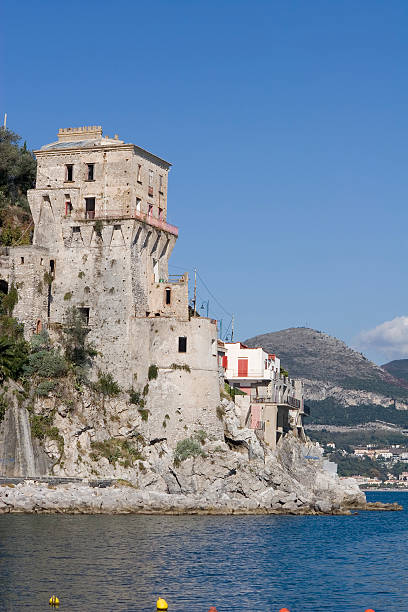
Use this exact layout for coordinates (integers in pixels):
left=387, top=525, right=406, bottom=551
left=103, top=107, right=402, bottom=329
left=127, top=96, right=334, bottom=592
left=0, top=492, right=407, bottom=611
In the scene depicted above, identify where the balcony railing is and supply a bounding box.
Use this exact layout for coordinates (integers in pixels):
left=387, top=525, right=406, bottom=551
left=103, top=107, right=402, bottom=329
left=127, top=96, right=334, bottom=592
left=286, top=396, right=301, bottom=409
left=73, top=208, right=178, bottom=236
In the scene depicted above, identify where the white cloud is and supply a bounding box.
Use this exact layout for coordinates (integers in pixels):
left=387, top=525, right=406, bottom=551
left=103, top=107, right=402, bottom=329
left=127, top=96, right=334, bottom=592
left=357, top=316, right=408, bottom=359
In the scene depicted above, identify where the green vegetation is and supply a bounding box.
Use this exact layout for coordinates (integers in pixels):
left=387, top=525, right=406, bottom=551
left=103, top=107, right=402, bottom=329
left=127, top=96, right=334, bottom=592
left=25, top=341, right=68, bottom=379
left=142, top=383, right=149, bottom=396
left=0, top=289, right=29, bottom=381
left=61, top=307, right=96, bottom=374
left=0, top=127, right=36, bottom=246
left=307, top=428, right=408, bottom=451
left=35, top=380, right=57, bottom=396
left=30, top=413, right=64, bottom=455
left=94, top=220, right=103, bottom=237
left=63, top=292, right=72, bottom=301
left=0, top=393, right=7, bottom=423
left=148, top=364, right=158, bottom=380
left=224, top=383, right=245, bottom=399
left=90, top=438, right=144, bottom=467
left=174, top=436, right=206, bottom=466
left=170, top=363, right=191, bottom=373
left=128, top=388, right=145, bottom=407
left=93, top=372, right=121, bottom=397
left=138, top=408, right=149, bottom=421
left=1, top=283, right=18, bottom=315
left=280, top=367, right=289, bottom=377
left=307, top=398, right=408, bottom=427
left=331, top=452, right=388, bottom=480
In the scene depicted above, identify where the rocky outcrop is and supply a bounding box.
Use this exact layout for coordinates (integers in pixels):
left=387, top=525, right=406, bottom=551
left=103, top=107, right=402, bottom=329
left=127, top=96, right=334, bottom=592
left=0, top=390, right=372, bottom=514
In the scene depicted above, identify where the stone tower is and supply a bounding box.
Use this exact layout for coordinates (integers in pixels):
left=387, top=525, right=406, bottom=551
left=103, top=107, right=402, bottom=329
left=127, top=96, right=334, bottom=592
left=0, top=126, right=222, bottom=441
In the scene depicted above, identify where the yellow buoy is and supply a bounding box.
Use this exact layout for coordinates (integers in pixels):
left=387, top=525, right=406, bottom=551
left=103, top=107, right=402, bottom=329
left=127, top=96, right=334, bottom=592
left=49, top=595, right=60, bottom=606
left=157, top=597, right=168, bottom=610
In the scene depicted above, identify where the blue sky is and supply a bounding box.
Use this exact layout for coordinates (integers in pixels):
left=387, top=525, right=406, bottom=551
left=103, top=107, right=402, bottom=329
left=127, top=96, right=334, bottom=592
left=2, top=1, right=408, bottom=364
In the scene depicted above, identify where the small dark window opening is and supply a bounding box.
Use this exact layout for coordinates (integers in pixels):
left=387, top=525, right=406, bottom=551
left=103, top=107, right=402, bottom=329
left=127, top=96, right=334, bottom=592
left=78, top=307, right=90, bottom=325
left=165, top=288, right=171, bottom=305
left=72, top=226, right=80, bottom=233
left=87, top=164, right=95, bottom=181
left=50, top=260, right=55, bottom=274
left=65, top=201, right=73, bottom=216
left=178, top=336, right=187, bottom=353
left=20, top=257, right=24, bottom=264
left=85, top=198, right=95, bottom=219
left=66, top=164, right=73, bottom=181
left=0, top=280, right=8, bottom=295
left=113, top=224, right=121, bottom=230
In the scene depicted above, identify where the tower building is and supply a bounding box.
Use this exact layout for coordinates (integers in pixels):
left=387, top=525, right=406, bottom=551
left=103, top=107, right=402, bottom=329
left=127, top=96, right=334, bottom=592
left=0, top=126, right=222, bottom=440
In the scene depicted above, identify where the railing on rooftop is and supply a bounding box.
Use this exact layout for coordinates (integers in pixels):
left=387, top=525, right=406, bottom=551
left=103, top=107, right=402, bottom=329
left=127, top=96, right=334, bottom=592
left=158, top=274, right=186, bottom=284
left=74, top=209, right=179, bottom=237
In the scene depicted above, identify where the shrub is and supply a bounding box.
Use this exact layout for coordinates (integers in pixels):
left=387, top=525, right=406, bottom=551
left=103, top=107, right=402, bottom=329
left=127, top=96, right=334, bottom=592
left=94, top=220, right=103, bottom=237
left=280, top=367, right=289, bottom=377
left=90, top=438, right=144, bottom=466
left=25, top=349, right=68, bottom=378
left=93, top=372, right=121, bottom=397
left=63, top=292, right=72, bottom=301
left=1, top=283, right=18, bottom=315
left=174, top=437, right=205, bottom=466
left=0, top=335, right=29, bottom=381
left=148, top=364, right=158, bottom=380
left=138, top=408, right=149, bottom=421
left=128, top=389, right=145, bottom=407
left=142, top=383, right=149, bottom=396
left=170, top=363, right=191, bottom=373
left=62, top=307, right=96, bottom=368
left=30, top=413, right=64, bottom=454
left=35, top=380, right=56, bottom=396
left=194, top=430, right=207, bottom=445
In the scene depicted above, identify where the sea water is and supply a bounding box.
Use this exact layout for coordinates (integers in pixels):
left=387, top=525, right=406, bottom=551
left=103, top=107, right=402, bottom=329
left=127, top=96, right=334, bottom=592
left=0, top=491, right=406, bottom=611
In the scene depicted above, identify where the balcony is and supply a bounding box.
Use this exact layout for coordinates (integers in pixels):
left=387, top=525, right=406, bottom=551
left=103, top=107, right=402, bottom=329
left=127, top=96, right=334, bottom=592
left=73, top=208, right=178, bottom=237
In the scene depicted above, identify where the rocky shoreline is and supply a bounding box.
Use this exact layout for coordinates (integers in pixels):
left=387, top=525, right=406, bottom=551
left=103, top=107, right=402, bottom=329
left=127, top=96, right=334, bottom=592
left=0, top=481, right=402, bottom=516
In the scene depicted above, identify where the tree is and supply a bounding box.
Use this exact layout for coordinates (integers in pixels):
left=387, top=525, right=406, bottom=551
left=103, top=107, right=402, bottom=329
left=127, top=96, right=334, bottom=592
left=0, top=127, right=36, bottom=245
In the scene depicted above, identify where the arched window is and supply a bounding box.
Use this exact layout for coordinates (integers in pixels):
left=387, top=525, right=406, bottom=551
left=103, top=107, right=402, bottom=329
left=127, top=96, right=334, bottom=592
left=165, top=288, right=171, bottom=305
left=36, top=320, right=43, bottom=334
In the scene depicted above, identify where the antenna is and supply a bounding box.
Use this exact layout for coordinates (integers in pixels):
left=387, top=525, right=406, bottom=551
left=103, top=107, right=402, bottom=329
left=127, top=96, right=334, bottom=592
left=231, top=314, right=234, bottom=341
left=193, top=268, right=197, bottom=316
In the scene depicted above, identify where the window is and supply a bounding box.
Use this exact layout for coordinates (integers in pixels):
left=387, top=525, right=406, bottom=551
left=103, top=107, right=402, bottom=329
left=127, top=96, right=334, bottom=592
left=78, top=307, right=90, bottom=325
left=50, top=260, right=55, bottom=274
left=137, top=164, right=142, bottom=183
left=148, top=204, right=153, bottom=217
left=159, top=175, right=163, bottom=193
left=20, top=257, right=24, bottom=264
left=65, top=201, right=72, bottom=216
left=165, top=288, right=171, bottom=305
left=87, top=163, right=95, bottom=181
left=0, top=280, right=8, bottom=295
left=149, top=170, right=154, bottom=187
left=136, top=197, right=141, bottom=213
left=158, top=207, right=163, bottom=220
left=65, top=164, right=73, bottom=181
left=178, top=336, right=187, bottom=353
left=72, top=226, right=80, bottom=233
left=85, top=197, right=95, bottom=219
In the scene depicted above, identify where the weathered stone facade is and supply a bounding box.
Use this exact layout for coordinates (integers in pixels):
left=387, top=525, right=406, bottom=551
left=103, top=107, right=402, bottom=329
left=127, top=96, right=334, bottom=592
left=0, top=126, right=223, bottom=442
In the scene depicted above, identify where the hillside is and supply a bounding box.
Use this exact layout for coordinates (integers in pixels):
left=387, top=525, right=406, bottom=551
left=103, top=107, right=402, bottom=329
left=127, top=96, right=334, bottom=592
left=382, top=359, right=408, bottom=383
left=245, top=328, right=408, bottom=428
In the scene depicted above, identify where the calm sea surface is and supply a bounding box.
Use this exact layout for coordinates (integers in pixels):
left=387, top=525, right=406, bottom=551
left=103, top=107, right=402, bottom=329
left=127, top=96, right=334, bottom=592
left=0, top=491, right=407, bottom=612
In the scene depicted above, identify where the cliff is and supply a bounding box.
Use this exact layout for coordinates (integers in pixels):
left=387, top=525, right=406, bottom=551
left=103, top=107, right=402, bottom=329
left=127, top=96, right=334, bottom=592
left=0, top=379, right=367, bottom=515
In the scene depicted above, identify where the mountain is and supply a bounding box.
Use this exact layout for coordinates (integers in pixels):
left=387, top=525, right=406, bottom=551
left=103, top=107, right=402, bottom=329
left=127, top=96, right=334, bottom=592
left=382, top=359, right=408, bottom=383
left=244, top=328, right=408, bottom=428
